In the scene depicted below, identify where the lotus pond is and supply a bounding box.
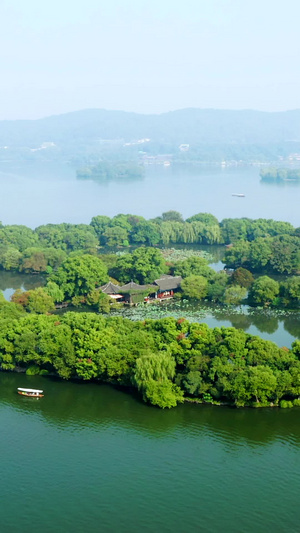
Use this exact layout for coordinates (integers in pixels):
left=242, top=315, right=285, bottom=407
left=110, top=300, right=300, bottom=348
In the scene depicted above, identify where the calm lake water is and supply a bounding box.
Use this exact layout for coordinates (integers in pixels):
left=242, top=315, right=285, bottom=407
left=0, top=271, right=45, bottom=300
left=112, top=301, right=300, bottom=348
left=0, top=160, right=299, bottom=227
left=1, top=372, right=300, bottom=533
left=1, top=160, right=300, bottom=532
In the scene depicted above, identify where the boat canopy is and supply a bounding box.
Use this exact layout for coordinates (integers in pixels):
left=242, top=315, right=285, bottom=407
left=18, top=388, right=43, bottom=393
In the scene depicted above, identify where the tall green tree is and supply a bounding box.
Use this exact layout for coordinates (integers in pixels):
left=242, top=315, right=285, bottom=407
left=26, top=288, right=55, bottom=314
left=280, top=277, right=300, bottom=308
left=173, top=256, right=215, bottom=279
left=51, top=255, right=108, bottom=298
left=181, top=275, right=208, bottom=300
left=1, top=248, right=22, bottom=270
left=230, top=267, right=254, bottom=288
left=113, top=247, right=167, bottom=284
left=45, top=281, right=65, bottom=303
left=248, top=276, right=280, bottom=307
left=161, top=211, right=184, bottom=222
left=223, top=285, right=247, bottom=306
left=134, top=352, right=183, bottom=408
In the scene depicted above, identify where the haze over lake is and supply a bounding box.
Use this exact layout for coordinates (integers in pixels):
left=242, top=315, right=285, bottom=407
left=0, top=161, right=299, bottom=228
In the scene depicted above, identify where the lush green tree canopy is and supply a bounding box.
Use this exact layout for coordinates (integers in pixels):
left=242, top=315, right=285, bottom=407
left=181, top=275, right=208, bottom=300
left=173, top=256, right=215, bottom=280
left=112, top=247, right=167, bottom=284
left=223, top=285, right=247, bottom=306
left=230, top=267, right=254, bottom=288
left=50, top=255, right=108, bottom=298
left=249, top=276, right=280, bottom=307
left=0, top=308, right=299, bottom=408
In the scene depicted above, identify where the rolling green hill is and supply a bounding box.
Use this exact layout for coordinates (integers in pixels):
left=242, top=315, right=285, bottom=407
left=1, top=108, right=300, bottom=162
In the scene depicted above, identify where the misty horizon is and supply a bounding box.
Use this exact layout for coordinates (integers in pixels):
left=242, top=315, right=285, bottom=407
left=1, top=0, right=299, bottom=120
left=2, top=106, right=300, bottom=123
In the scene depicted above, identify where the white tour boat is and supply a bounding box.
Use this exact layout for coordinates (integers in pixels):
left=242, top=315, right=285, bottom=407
left=18, top=388, right=44, bottom=398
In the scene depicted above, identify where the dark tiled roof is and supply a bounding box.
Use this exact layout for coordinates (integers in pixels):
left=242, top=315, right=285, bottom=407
left=101, top=277, right=182, bottom=295
left=100, top=281, right=122, bottom=295
left=154, top=275, right=182, bottom=291
left=119, top=281, right=156, bottom=292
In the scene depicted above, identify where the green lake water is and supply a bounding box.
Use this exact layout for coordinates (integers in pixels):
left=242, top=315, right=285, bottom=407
left=1, top=372, right=300, bottom=533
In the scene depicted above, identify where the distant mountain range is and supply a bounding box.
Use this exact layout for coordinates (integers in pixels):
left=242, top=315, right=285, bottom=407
left=0, top=108, right=300, bottom=163
left=0, top=108, right=299, bottom=145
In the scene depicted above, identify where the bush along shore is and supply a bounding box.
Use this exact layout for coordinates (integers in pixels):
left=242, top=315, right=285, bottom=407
left=1, top=311, right=300, bottom=409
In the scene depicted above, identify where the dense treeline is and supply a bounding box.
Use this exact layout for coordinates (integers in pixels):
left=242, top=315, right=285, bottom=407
left=8, top=250, right=299, bottom=312
left=0, top=305, right=300, bottom=409
left=0, top=212, right=298, bottom=275
left=0, top=214, right=298, bottom=310
left=224, top=234, right=300, bottom=274
left=260, top=167, right=300, bottom=182
left=77, top=161, right=145, bottom=182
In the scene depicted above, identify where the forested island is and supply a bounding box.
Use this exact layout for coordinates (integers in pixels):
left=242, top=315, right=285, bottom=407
left=76, top=161, right=145, bottom=182
left=0, top=304, right=299, bottom=409
left=260, top=167, right=300, bottom=182
left=0, top=211, right=299, bottom=409
left=0, top=211, right=298, bottom=271
left=0, top=212, right=299, bottom=312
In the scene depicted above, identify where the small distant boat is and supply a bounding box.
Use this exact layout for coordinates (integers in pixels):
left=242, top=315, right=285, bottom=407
left=18, top=388, right=44, bottom=398
left=232, top=193, right=245, bottom=197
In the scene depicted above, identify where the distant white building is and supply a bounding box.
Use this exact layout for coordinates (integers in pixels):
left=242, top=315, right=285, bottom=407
left=30, top=141, right=56, bottom=152
left=124, top=138, right=151, bottom=147
left=179, top=144, right=189, bottom=152
left=288, top=153, right=300, bottom=161
left=41, top=142, right=56, bottom=149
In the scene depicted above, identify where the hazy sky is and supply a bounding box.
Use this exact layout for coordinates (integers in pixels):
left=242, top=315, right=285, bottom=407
left=1, top=0, right=299, bottom=119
